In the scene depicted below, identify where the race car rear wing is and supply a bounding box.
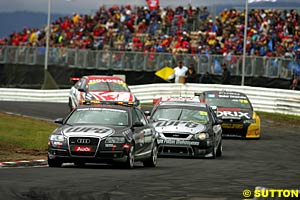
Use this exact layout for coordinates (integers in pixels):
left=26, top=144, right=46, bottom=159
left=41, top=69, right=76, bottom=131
left=153, top=96, right=199, bottom=105
left=194, top=92, right=202, bottom=96
left=70, top=77, right=80, bottom=84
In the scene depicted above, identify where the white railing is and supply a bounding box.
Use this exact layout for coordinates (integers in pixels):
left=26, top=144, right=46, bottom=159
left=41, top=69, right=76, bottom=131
left=0, top=84, right=300, bottom=116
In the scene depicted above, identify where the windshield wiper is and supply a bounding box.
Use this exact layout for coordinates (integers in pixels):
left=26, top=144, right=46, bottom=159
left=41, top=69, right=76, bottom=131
left=177, top=109, right=183, bottom=120
left=64, top=123, right=73, bottom=126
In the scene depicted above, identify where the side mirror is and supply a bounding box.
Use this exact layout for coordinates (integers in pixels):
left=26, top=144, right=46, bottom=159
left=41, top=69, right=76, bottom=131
left=144, top=110, right=151, bottom=116
left=78, top=87, right=87, bottom=92
left=133, top=121, right=144, bottom=127
left=54, top=118, right=64, bottom=124
left=210, top=106, right=217, bottom=111
left=215, top=119, right=223, bottom=125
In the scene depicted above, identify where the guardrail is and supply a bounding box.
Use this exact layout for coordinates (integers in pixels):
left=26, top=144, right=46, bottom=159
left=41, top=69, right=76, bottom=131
left=0, top=83, right=300, bottom=116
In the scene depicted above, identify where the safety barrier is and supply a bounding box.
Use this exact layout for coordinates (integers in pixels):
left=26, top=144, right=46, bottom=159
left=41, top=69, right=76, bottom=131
left=0, top=83, right=300, bottom=116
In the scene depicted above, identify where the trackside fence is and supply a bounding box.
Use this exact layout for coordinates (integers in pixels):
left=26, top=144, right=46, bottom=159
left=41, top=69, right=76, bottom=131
left=0, top=84, right=300, bottom=116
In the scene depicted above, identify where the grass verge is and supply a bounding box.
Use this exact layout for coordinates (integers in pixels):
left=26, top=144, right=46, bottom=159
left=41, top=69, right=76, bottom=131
left=0, top=112, right=58, bottom=162
left=257, top=111, right=300, bottom=127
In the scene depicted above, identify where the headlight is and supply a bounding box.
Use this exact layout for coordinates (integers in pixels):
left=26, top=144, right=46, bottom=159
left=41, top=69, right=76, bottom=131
left=195, top=133, right=209, bottom=140
left=244, top=119, right=256, bottom=124
left=105, top=137, right=125, bottom=143
left=50, top=135, right=65, bottom=141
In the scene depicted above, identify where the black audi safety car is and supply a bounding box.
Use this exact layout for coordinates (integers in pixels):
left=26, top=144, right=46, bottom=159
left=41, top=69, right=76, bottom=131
left=48, top=100, right=158, bottom=168
left=148, top=97, right=223, bottom=158
left=197, top=90, right=261, bottom=139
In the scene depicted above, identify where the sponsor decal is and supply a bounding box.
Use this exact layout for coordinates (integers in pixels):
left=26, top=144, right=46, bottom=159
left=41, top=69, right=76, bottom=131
left=218, top=94, right=247, bottom=99
left=121, top=129, right=131, bottom=136
left=218, top=91, right=245, bottom=96
left=74, top=146, right=92, bottom=152
left=218, top=107, right=241, bottom=112
left=105, top=144, right=115, bottom=147
left=158, top=139, right=200, bottom=146
left=155, top=120, right=199, bottom=128
left=199, top=111, right=208, bottom=116
left=217, top=111, right=251, bottom=119
left=89, top=79, right=125, bottom=83
left=66, top=127, right=112, bottom=134
left=222, top=123, right=244, bottom=129
left=91, top=92, right=133, bottom=101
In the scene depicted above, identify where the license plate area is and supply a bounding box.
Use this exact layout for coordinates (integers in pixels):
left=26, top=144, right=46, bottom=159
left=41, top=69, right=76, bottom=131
left=74, top=146, right=92, bottom=152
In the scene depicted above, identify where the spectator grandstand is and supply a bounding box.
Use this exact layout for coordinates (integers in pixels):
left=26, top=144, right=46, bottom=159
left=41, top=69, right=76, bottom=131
left=0, top=4, right=299, bottom=89
left=1, top=5, right=300, bottom=58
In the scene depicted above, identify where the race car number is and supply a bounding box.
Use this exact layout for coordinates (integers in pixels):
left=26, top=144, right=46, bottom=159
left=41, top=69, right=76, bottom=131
left=74, top=146, right=92, bottom=152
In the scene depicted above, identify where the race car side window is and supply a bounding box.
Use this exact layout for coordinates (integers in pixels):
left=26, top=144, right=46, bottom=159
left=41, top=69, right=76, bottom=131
left=74, top=78, right=83, bottom=89
left=135, top=108, right=147, bottom=126
left=131, top=109, right=139, bottom=125
left=132, top=109, right=147, bottom=126
left=78, top=79, right=87, bottom=91
left=208, top=106, right=218, bottom=124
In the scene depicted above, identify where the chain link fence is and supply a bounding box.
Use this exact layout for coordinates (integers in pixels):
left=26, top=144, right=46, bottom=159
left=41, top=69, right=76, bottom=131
left=0, top=45, right=299, bottom=79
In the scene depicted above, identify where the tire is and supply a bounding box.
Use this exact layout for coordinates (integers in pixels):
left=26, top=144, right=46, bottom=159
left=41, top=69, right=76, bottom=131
left=209, top=144, right=217, bottom=159
left=48, top=157, right=62, bottom=168
left=216, top=140, right=222, bottom=157
left=124, top=145, right=135, bottom=169
left=143, top=143, right=158, bottom=167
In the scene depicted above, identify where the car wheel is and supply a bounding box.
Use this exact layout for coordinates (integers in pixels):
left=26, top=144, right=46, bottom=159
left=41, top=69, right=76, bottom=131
left=48, top=156, right=62, bottom=168
left=216, top=140, right=222, bottom=157
left=143, top=143, right=158, bottom=167
left=124, top=144, right=135, bottom=169
left=209, top=144, right=217, bottom=159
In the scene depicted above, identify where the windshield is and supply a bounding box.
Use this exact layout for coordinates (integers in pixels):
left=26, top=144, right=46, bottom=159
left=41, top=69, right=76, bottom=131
left=151, top=107, right=209, bottom=124
left=66, top=108, right=129, bottom=126
left=88, top=81, right=130, bottom=92
left=206, top=98, right=252, bottom=110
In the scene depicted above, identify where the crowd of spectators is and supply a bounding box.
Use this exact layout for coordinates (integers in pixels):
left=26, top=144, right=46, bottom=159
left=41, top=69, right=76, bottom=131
left=1, top=4, right=300, bottom=60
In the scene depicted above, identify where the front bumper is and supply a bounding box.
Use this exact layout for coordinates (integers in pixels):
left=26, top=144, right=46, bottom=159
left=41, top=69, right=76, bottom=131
left=48, top=147, right=129, bottom=163
left=221, top=122, right=260, bottom=139
left=157, top=139, right=214, bottom=157
left=48, top=137, right=131, bottom=164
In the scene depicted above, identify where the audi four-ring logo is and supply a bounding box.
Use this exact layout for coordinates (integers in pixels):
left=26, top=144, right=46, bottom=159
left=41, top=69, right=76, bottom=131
left=77, top=139, right=91, bottom=144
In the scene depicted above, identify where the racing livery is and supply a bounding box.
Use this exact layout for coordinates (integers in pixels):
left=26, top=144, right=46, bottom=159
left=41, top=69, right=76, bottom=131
left=197, top=90, right=261, bottom=139
left=68, top=75, right=139, bottom=111
left=48, top=101, right=158, bottom=168
left=149, top=97, right=223, bottom=158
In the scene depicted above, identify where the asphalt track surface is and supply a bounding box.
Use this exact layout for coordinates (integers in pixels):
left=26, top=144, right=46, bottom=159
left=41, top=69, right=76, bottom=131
left=0, top=101, right=300, bottom=200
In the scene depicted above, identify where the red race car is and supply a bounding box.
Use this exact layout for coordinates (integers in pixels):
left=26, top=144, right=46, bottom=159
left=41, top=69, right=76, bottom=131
left=68, top=75, right=140, bottom=111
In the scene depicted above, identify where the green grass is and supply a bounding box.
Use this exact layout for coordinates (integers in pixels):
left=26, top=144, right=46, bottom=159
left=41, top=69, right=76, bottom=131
left=0, top=113, right=58, bottom=150
left=256, top=111, right=300, bottom=126
left=257, top=111, right=300, bottom=120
